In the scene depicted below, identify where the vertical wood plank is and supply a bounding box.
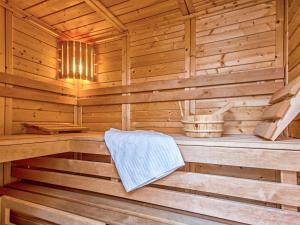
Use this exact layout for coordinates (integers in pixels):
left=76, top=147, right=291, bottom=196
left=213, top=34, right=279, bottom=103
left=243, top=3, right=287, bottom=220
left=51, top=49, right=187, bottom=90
left=73, top=80, right=79, bottom=125
left=4, top=3, right=13, bottom=136
left=188, top=18, right=197, bottom=186
left=280, top=171, right=298, bottom=211
left=4, top=208, right=10, bottom=225
left=184, top=19, right=191, bottom=117
left=284, top=0, right=289, bottom=84
left=126, top=35, right=131, bottom=131
left=74, top=106, right=78, bottom=125
left=77, top=106, right=83, bottom=126
left=189, top=17, right=196, bottom=115
left=275, top=0, right=285, bottom=68
left=0, top=200, right=6, bottom=225
left=184, top=18, right=198, bottom=191
left=0, top=197, right=2, bottom=225
left=122, top=35, right=130, bottom=131
left=3, top=3, right=13, bottom=185
left=0, top=5, right=5, bottom=188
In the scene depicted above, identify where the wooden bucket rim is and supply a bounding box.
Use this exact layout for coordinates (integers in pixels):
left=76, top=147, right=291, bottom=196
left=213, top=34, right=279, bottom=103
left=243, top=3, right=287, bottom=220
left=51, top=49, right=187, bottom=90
left=181, top=120, right=224, bottom=124
left=184, top=129, right=223, bottom=133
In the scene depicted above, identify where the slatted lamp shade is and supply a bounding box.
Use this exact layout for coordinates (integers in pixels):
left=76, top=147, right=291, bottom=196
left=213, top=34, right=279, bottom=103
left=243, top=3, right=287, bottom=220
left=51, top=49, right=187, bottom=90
left=60, top=41, right=95, bottom=81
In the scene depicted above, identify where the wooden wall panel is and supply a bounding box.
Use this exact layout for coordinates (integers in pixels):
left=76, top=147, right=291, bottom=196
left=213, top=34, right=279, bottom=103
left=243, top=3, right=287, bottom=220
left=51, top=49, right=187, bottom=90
left=82, top=39, right=123, bottom=131
left=80, top=0, right=284, bottom=135
left=9, top=15, right=75, bottom=134
left=12, top=16, right=57, bottom=82
left=127, top=0, right=282, bottom=135
left=288, top=0, right=300, bottom=138
left=129, top=18, right=185, bottom=134
left=193, top=0, right=281, bottom=135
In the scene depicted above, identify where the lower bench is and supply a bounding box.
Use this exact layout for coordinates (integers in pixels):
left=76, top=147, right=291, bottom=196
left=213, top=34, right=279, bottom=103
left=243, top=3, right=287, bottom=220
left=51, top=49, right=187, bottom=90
left=1, top=195, right=103, bottom=225
left=0, top=182, right=229, bottom=225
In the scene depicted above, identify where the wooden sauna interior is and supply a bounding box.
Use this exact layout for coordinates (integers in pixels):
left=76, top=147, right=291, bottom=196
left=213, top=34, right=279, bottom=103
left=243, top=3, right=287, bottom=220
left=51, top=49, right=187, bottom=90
left=0, top=0, right=300, bottom=224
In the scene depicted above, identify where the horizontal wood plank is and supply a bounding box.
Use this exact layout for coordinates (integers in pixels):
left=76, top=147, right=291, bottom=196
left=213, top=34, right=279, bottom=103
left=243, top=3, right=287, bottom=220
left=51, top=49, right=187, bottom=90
left=79, top=68, right=284, bottom=97
left=0, top=141, right=69, bottom=163
left=17, top=157, right=300, bottom=207
left=0, top=73, right=76, bottom=96
left=11, top=167, right=300, bottom=225
left=2, top=196, right=103, bottom=225
left=0, top=85, right=76, bottom=105
left=78, top=81, right=283, bottom=106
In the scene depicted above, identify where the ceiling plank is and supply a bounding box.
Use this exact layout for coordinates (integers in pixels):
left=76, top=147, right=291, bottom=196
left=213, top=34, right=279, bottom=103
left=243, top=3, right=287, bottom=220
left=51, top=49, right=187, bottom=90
left=176, top=0, right=189, bottom=15
left=0, top=1, right=71, bottom=40
left=176, top=0, right=195, bottom=15
left=185, top=0, right=195, bottom=14
left=84, top=0, right=127, bottom=32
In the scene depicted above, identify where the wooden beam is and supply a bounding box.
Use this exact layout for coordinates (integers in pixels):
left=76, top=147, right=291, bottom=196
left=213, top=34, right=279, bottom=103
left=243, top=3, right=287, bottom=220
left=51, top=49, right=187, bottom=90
left=84, top=0, right=126, bottom=32
left=0, top=1, right=71, bottom=40
left=177, top=0, right=195, bottom=15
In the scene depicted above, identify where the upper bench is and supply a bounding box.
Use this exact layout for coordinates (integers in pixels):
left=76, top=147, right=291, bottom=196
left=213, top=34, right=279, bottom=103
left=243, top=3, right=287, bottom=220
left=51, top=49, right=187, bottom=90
left=2, top=132, right=300, bottom=163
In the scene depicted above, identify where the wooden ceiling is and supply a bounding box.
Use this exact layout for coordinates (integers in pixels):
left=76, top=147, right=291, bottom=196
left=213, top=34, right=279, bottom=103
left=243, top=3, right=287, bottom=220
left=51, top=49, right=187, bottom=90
left=7, top=0, right=199, bottom=42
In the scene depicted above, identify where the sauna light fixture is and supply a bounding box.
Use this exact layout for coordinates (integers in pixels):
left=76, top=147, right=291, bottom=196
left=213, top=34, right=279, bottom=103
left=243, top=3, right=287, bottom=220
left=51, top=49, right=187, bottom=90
left=59, top=41, right=95, bottom=81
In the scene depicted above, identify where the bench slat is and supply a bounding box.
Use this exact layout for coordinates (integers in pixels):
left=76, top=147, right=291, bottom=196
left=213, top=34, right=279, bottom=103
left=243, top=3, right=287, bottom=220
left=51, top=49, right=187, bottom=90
left=11, top=167, right=300, bottom=225
left=70, top=141, right=300, bottom=171
left=2, top=185, right=224, bottom=225
left=2, top=196, right=104, bottom=225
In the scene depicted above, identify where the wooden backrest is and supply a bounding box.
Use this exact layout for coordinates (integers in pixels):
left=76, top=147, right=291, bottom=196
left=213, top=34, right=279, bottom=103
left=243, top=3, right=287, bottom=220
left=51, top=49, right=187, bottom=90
left=0, top=73, right=76, bottom=105
left=254, top=77, right=300, bottom=140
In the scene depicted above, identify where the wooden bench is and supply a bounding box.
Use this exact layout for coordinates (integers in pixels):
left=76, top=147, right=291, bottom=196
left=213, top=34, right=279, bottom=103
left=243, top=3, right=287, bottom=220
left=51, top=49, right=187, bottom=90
left=1, top=133, right=300, bottom=224
left=0, top=183, right=228, bottom=225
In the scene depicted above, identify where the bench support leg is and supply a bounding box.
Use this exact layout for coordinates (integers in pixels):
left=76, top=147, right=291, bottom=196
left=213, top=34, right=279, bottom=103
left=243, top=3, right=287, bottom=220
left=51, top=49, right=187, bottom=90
left=280, top=171, right=298, bottom=211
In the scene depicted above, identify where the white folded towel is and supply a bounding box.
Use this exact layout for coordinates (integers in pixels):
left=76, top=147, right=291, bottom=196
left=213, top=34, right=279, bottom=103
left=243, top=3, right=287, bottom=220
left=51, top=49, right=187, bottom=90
left=104, top=128, right=185, bottom=192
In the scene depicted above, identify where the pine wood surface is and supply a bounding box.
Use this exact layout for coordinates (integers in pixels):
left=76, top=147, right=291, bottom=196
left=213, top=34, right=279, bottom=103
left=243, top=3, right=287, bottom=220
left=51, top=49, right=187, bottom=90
left=5, top=132, right=300, bottom=224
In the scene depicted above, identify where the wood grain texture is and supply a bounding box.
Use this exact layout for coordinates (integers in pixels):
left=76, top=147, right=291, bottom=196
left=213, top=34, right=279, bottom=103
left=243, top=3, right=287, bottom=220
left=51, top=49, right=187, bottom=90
left=288, top=0, right=300, bottom=138
left=261, top=100, right=290, bottom=120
